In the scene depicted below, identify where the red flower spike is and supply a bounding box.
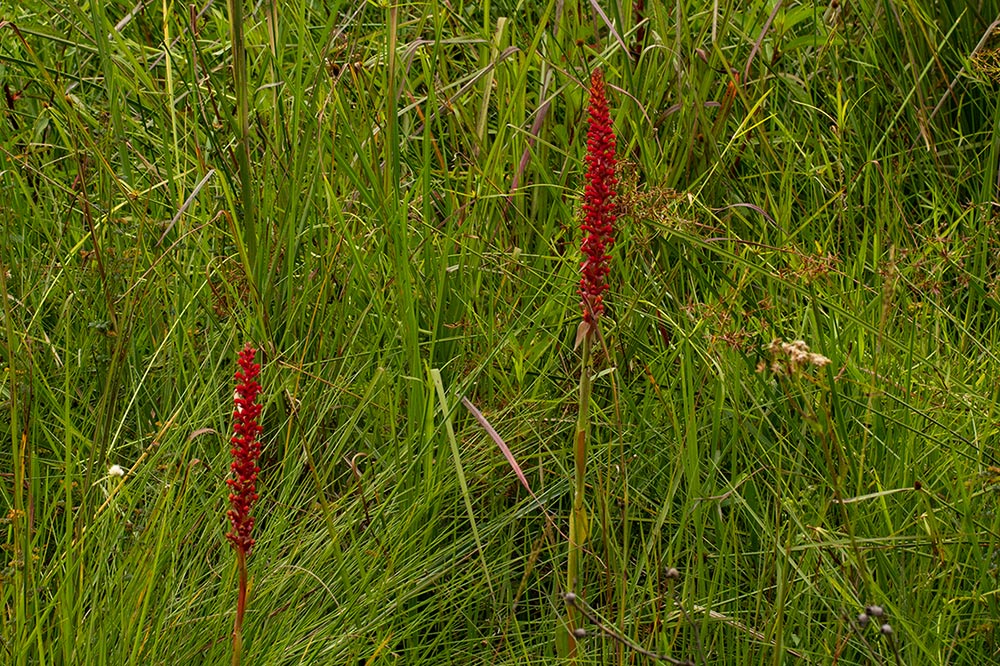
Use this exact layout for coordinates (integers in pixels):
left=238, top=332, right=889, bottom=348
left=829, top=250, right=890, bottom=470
left=579, top=68, right=618, bottom=323
left=226, top=343, right=262, bottom=554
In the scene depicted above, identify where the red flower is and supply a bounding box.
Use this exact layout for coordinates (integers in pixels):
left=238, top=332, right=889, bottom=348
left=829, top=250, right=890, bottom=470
left=579, top=69, right=617, bottom=323
left=226, top=343, right=262, bottom=554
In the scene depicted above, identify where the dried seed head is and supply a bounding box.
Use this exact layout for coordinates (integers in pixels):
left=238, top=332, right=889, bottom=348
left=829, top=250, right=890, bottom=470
left=666, top=567, right=681, bottom=581
left=866, top=605, right=884, bottom=618
left=857, top=612, right=870, bottom=627
left=880, top=623, right=893, bottom=636
left=563, top=592, right=577, bottom=604
left=760, top=338, right=832, bottom=375
left=572, top=627, right=587, bottom=639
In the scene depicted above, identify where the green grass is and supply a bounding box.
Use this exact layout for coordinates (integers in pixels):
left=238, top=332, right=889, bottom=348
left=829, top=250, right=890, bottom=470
left=4, top=0, right=1000, bottom=663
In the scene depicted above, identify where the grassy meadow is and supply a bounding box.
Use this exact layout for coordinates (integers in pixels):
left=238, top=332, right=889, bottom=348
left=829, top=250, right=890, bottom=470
left=4, top=0, right=1000, bottom=663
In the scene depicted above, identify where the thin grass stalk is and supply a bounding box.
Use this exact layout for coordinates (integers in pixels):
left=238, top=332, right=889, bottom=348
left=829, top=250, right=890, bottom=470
left=0, top=260, right=27, bottom=665
left=88, top=0, right=131, bottom=183
left=383, top=4, right=423, bottom=440
left=226, top=0, right=256, bottom=268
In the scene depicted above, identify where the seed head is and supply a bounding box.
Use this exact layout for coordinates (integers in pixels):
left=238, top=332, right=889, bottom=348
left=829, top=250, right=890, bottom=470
left=866, top=605, right=885, bottom=618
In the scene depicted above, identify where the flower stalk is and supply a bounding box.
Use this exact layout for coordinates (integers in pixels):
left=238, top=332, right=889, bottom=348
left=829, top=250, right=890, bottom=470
left=227, top=343, right=262, bottom=666
left=566, top=68, right=617, bottom=659
left=566, top=328, right=593, bottom=658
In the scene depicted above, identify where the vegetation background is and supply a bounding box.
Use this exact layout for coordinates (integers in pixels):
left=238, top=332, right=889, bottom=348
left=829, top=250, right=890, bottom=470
left=3, top=0, right=1000, bottom=663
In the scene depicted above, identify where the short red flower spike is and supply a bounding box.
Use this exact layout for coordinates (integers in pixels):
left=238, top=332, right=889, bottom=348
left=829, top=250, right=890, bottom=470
left=226, top=343, right=262, bottom=554
left=579, top=68, right=618, bottom=323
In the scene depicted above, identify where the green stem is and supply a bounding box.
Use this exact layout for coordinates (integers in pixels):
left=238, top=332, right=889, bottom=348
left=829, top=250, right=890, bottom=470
left=232, top=548, right=247, bottom=666
left=566, top=327, right=593, bottom=659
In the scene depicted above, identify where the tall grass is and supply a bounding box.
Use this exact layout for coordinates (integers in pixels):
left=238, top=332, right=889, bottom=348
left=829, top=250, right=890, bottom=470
left=3, top=1, right=1000, bottom=663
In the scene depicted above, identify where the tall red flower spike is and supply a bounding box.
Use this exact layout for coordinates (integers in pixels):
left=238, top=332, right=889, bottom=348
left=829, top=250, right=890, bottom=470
left=579, top=68, right=618, bottom=324
left=227, top=343, right=262, bottom=554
